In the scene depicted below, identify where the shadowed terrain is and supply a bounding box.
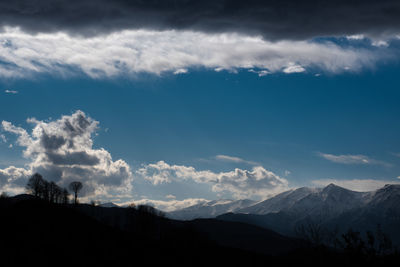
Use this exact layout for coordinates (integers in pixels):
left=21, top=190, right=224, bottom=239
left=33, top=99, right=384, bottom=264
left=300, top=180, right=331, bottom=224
left=1, top=194, right=400, bottom=266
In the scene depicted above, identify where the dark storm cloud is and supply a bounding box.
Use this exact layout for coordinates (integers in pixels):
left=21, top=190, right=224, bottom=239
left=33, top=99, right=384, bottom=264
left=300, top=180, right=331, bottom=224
left=0, top=0, right=399, bottom=40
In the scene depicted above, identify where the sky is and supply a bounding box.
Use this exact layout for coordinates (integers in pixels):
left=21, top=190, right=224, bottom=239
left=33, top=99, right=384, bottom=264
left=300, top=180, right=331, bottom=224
left=1, top=0, right=400, bottom=211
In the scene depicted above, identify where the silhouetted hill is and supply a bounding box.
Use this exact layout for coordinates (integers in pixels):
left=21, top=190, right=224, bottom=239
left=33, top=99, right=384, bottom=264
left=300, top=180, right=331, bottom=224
left=1, top=194, right=399, bottom=266
left=8, top=193, right=37, bottom=202
left=189, top=219, right=305, bottom=255
left=72, top=201, right=305, bottom=255
left=0, top=195, right=302, bottom=266
left=98, top=202, right=120, bottom=208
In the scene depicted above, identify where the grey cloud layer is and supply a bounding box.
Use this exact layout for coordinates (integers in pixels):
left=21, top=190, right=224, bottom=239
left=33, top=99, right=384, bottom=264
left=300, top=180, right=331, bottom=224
left=1, top=0, right=400, bottom=40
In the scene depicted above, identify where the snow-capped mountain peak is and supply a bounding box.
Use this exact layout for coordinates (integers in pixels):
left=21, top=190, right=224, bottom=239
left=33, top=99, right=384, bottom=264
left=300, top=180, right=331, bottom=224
left=167, top=199, right=256, bottom=220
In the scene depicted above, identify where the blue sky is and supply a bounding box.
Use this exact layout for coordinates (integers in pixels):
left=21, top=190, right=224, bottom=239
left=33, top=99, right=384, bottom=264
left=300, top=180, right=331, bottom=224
left=1, top=60, right=400, bottom=208
left=1, top=1, right=400, bottom=210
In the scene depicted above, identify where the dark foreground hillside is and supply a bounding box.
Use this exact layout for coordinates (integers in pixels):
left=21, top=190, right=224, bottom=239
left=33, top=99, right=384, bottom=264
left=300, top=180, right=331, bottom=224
left=1, top=195, right=399, bottom=266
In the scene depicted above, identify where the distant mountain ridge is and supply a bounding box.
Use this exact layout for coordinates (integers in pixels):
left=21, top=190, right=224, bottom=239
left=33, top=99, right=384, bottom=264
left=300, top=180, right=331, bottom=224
left=167, top=183, right=400, bottom=245
left=170, top=183, right=393, bottom=219
left=99, top=202, right=120, bottom=208
left=217, top=183, right=400, bottom=245
left=167, top=199, right=256, bottom=220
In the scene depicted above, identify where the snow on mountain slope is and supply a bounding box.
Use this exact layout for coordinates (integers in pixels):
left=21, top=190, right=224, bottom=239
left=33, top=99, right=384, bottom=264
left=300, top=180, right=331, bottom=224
left=167, top=199, right=256, bottom=220
left=281, top=184, right=370, bottom=219
left=363, top=184, right=400, bottom=217
left=368, top=184, right=400, bottom=206
left=238, top=187, right=317, bottom=215
left=168, top=184, right=400, bottom=223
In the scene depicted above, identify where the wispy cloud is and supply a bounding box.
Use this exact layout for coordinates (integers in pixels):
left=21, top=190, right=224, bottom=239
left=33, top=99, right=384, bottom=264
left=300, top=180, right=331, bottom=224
left=318, top=152, right=390, bottom=166
left=215, top=155, right=257, bottom=165
left=4, top=90, right=18, bottom=94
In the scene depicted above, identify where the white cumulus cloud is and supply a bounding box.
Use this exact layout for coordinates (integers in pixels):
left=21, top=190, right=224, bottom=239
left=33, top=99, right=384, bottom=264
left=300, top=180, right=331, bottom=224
left=0, top=111, right=133, bottom=200
left=137, top=161, right=289, bottom=199
left=0, top=166, right=31, bottom=195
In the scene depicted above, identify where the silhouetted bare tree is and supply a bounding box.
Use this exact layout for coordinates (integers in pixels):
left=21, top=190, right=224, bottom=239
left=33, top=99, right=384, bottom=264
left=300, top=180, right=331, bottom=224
left=54, top=186, right=63, bottom=203
left=69, top=181, right=83, bottom=204
left=49, top=182, right=63, bottom=204
left=49, top=182, right=57, bottom=203
left=295, top=220, right=328, bottom=247
left=26, top=173, right=45, bottom=197
left=26, top=174, right=70, bottom=204
left=374, top=224, right=393, bottom=255
left=41, top=180, right=50, bottom=201
left=62, top=188, right=70, bottom=204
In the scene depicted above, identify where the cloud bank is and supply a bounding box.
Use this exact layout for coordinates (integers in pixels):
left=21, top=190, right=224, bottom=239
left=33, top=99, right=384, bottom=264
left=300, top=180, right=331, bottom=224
left=0, top=27, right=387, bottom=78
left=137, top=161, right=289, bottom=199
left=0, top=111, right=133, bottom=200
left=0, top=111, right=289, bottom=205
left=0, top=0, right=399, bottom=40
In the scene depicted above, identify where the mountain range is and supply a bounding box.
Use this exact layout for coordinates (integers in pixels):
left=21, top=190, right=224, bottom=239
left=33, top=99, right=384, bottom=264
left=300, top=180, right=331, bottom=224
left=168, top=183, right=400, bottom=245
left=2, top=184, right=400, bottom=265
